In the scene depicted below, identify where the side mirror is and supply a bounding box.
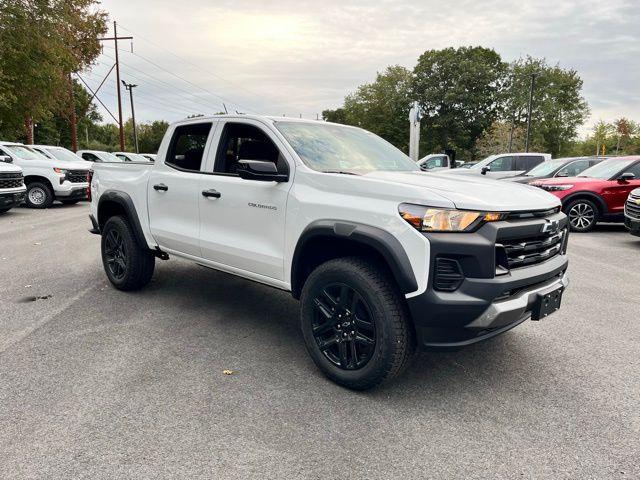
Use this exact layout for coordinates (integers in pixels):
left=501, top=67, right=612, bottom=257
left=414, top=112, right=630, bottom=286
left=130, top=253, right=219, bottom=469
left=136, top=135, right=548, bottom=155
left=0, top=155, right=12, bottom=163
left=481, top=166, right=491, bottom=175
left=237, top=159, right=288, bottom=182
left=618, top=172, right=636, bottom=182
left=556, top=171, right=569, bottom=177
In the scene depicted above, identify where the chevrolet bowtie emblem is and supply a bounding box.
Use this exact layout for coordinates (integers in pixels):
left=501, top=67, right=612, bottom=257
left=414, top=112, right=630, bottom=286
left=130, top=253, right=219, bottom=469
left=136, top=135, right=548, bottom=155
left=635, top=198, right=640, bottom=205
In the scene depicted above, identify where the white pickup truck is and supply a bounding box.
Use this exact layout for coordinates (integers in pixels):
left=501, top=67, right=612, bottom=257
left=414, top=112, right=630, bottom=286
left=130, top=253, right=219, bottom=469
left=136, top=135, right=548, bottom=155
left=89, top=115, right=570, bottom=389
left=0, top=142, right=90, bottom=208
left=0, top=159, right=26, bottom=214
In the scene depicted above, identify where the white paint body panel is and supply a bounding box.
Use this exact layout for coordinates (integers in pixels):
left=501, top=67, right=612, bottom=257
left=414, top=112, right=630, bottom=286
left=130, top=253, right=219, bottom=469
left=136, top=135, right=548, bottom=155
left=90, top=115, right=561, bottom=297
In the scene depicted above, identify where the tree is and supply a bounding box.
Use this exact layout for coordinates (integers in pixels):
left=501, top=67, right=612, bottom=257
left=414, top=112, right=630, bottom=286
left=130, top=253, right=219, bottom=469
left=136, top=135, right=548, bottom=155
left=0, top=0, right=107, bottom=143
left=412, top=47, right=507, bottom=158
left=322, top=108, right=347, bottom=124
left=333, top=66, right=414, bottom=152
left=503, top=57, right=589, bottom=156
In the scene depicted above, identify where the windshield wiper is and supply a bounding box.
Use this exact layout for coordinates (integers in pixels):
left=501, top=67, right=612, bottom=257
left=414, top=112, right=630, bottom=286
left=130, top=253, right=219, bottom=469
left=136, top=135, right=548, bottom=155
left=321, top=170, right=359, bottom=175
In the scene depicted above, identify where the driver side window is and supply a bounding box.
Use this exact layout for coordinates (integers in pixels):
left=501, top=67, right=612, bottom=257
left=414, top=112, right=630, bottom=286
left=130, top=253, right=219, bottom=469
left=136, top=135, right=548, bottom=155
left=214, top=123, right=288, bottom=175
left=488, top=156, right=514, bottom=172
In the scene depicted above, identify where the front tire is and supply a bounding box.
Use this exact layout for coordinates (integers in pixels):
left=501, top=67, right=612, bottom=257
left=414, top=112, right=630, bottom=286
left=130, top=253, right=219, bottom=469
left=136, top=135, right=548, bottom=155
left=25, top=182, right=54, bottom=208
left=101, top=215, right=155, bottom=291
left=566, top=198, right=598, bottom=232
left=300, top=257, right=415, bottom=390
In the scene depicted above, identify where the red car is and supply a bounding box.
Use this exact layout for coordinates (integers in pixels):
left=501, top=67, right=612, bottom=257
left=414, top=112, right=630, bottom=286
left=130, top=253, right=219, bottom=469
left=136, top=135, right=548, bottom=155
left=531, top=156, right=640, bottom=232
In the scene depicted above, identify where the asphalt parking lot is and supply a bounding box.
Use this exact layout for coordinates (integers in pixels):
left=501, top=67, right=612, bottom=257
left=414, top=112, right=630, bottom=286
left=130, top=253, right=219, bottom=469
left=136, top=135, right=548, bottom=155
left=1, top=204, right=638, bottom=479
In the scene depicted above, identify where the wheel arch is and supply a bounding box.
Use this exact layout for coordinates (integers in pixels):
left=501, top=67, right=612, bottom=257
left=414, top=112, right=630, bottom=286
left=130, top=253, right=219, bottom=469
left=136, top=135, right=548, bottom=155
left=290, top=220, right=418, bottom=299
left=562, top=192, right=607, bottom=215
left=24, top=175, right=54, bottom=190
left=97, top=190, right=149, bottom=250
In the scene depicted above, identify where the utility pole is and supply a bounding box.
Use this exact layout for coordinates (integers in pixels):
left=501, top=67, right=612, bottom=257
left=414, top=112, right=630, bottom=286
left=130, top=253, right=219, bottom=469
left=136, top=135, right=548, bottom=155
left=122, top=80, right=139, bottom=153
left=525, top=73, right=537, bottom=152
left=99, top=21, right=132, bottom=151
left=68, top=73, right=78, bottom=152
left=409, top=101, right=421, bottom=162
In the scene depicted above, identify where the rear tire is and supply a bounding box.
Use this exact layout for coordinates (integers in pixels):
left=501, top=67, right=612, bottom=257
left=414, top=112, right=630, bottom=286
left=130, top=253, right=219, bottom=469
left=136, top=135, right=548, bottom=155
left=101, top=215, right=155, bottom=291
left=566, top=198, right=598, bottom=232
left=300, top=257, right=415, bottom=390
left=25, top=182, right=54, bottom=209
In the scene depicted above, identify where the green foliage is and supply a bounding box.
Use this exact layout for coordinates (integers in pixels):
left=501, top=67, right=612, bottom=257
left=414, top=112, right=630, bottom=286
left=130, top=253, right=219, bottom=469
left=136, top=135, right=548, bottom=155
left=412, top=47, right=507, bottom=156
left=504, top=57, right=589, bottom=157
left=325, top=47, right=591, bottom=159
left=0, top=0, right=107, bottom=139
left=569, top=117, right=640, bottom=157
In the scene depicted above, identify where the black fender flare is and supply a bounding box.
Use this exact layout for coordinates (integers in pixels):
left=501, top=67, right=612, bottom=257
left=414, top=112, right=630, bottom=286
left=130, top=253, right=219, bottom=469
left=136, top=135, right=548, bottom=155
left=291, top=220, right=418, bottom=298
left=561, top=192, right=608, bottom=215
left=97, top=190, right=149, bottom=250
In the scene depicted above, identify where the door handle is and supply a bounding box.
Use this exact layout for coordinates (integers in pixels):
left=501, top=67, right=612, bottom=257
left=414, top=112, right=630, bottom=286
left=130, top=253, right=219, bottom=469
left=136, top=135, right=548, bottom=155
left=202, top=189, right=221, bottom=199
left=153, top=183, right=168, bottom=191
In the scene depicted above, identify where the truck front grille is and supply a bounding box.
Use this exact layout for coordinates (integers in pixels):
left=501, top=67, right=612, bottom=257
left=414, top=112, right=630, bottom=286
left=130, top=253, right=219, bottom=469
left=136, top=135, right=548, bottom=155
left=499, top=228, right=567, bottom=269
left=66, top=170, right=89, bottom=183
left=626, top=193, right=640, bottom=220
left=0, top=173, right=24, bottom=189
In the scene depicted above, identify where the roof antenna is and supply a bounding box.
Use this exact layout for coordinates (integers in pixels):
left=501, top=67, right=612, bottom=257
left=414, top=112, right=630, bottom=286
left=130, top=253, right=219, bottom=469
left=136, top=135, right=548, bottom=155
left=223, top=103, right=228, bottom=114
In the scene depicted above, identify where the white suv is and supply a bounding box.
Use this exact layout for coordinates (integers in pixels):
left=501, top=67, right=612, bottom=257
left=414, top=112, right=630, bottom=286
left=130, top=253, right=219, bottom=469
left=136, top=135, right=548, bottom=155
left=0, top=142, right=90, bottom=208
left=442, top=153, right=552, bottom=179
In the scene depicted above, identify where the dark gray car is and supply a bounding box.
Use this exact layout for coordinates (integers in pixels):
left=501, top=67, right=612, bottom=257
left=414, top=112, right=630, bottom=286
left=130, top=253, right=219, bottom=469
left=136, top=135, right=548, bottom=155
left=502, top=156, right=606, bottom=183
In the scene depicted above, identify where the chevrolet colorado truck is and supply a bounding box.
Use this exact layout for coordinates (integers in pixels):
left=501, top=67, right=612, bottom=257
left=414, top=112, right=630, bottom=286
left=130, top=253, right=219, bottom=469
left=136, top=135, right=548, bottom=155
left=0, top=159, right=26, bottom=213
left=89, top=115, right=570, bottom=390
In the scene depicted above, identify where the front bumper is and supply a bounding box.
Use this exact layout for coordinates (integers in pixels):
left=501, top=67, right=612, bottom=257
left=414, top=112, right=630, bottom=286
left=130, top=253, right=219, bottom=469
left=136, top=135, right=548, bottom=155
left=407, top=212, right=569, bottom=349
left=0, top=189, right=26, bottom=209
left=625, top=215, right=640, bottom=237
left=55, top=183, right=88, bottom=199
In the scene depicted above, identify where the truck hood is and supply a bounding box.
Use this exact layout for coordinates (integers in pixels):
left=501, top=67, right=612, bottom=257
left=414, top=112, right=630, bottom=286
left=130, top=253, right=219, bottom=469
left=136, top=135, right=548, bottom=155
left=54, top=160, right=91, bottom=170
left=363, top=170, right=560, bottom=211
left=530, top=176, right=594, bottom=186
left=0, top=162, right=23, bottom=173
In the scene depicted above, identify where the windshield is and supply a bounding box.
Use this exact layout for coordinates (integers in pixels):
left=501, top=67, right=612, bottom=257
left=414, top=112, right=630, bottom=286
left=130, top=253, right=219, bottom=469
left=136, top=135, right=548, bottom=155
left=47, top=148, right=84, bottom=163
left=526, top=160, right=566, bottom=176
left=275, top=122, right=418, bottom=174
left=578, top=159, right=635, bottom=179
left=5, top=145, right=44, bottom=160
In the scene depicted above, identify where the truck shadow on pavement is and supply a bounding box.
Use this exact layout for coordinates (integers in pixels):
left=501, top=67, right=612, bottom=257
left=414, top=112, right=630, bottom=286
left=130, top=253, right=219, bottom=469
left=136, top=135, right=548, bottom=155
left=130, top=259, right=554, bottom=402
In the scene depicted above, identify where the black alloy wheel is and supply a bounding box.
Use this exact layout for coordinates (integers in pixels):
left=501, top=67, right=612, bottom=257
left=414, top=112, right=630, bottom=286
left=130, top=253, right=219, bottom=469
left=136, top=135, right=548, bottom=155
left=311, top=283, right=376, bottom=370
left=104, top=228, right=128, bottom=281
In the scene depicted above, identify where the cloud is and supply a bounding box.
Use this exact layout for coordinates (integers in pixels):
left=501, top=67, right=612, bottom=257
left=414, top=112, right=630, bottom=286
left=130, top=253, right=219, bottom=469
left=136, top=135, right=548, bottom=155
left=91, top=0, right=640, bottom=133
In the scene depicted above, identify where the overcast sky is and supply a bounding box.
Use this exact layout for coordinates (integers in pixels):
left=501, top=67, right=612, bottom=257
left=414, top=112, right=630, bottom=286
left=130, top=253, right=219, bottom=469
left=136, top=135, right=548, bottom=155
left=88, top=0, right=639, bottom=136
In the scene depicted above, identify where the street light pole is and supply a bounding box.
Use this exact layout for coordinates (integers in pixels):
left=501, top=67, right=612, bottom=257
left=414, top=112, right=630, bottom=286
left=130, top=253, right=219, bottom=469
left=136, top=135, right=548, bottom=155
left=525, top=73, right=537, bottom=152
left=122, top=81, right=139, bottom=153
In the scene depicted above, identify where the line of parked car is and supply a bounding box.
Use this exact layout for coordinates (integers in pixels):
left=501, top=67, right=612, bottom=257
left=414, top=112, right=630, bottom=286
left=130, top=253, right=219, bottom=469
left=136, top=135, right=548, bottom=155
left=420, top=151, right=640, bottom=236
left=0, top=142, right=155, bottom=213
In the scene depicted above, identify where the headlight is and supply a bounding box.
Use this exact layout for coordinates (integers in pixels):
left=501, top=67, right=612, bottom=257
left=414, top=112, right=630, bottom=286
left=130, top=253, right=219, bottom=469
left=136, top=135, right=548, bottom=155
left=53, top=168, right=67, bottom=175
left=399, top=203, right=506, bottom=232
left=540, top=184, right=574, bottom=191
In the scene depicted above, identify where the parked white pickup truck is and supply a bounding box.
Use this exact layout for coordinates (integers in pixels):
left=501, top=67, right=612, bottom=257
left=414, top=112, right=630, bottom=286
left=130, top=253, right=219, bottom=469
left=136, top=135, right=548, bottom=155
left=0, top=142, right=90, bottom=208
left=89, top=115, right=569, bottom=389
left=0, top=159, right=26, bottom=214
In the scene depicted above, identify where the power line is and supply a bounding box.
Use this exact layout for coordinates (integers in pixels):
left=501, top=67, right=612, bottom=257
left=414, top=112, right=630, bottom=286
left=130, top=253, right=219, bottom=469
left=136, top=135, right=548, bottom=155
left=97, top=52, right=228, bottom=114
left=116, top=23, right=295, bottom=111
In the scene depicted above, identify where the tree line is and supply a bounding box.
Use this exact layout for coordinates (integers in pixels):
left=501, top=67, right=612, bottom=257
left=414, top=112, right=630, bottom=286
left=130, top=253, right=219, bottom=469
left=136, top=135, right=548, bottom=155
left=322, top=47, right=598, bottom=160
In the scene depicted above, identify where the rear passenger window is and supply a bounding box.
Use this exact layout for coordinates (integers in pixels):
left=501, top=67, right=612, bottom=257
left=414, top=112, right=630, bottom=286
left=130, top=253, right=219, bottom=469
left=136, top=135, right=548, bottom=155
left=82, top=152, right=98, bottom=162
left=516, top=156, right=544, bottom=171
left=166, top=123, right=213, bottom=172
